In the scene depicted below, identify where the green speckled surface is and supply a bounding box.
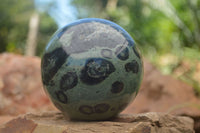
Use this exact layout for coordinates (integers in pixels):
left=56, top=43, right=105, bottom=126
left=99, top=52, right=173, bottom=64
left=41, top=18, right=143, bottom=120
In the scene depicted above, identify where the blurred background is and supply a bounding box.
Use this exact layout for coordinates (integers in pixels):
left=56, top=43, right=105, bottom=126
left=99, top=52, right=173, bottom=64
left=0, top=0, right=200, bottom=94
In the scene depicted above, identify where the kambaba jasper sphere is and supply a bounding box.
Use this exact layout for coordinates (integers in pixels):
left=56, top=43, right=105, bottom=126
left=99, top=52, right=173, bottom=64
left=41, top=18, right=143, bottom=120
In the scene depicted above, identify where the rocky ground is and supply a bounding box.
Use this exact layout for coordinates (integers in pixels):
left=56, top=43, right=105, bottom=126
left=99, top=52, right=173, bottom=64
left=0, top=53, right=200, bottom=132
left=0, top=111, right=194, bottom=133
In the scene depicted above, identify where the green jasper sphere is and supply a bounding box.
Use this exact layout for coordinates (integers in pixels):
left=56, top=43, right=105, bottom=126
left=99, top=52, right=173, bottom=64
left=41, top=18, right=143, bottom=121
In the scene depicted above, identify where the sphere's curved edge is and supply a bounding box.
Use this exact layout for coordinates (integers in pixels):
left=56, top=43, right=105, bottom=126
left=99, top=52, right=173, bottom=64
left=56, top=18, right=135, bottom=46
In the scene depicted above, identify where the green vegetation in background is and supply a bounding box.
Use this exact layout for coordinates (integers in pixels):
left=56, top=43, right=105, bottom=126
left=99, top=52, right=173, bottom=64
left=0, top=0, right=57, bottom=55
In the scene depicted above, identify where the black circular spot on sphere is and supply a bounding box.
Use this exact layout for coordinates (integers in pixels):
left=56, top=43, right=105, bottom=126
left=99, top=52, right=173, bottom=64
left=132, top=46, right=141, bottom=59
left=80, top=58, right=116, bottom=85
left=94, top=103, right=110, bottom=113
left=79, top=105, right=94, bottom=115
left=55, top=91, right=68, bottom=104
left=125, top=60, right=139, bottom=73
left=111, top=81, right=124, bottom=93
left=101, top=49, right=112, bottom=59
left=60, top=72, right=78, bottom=91
left=41, top=48, right=69, bottom=85
left=115, top=46, right=129, bottom=61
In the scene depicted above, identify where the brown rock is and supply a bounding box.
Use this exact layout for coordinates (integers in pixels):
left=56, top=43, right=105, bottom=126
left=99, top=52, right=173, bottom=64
left=0, top=116, right=14, bottom=125
left=0, top=111, right=194, bottom=133
left=0, top=53, right=55, bottom=116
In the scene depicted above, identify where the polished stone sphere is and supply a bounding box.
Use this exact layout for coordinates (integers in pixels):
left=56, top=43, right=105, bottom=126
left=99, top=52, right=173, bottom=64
left=41, top=18, right=143, bottom=120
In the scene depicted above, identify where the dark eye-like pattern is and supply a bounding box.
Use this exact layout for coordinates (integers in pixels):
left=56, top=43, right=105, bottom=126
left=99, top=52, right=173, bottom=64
left=115, top=46, right=129, bottom=61
left=41, top=47, right=69, bottom=85
left=80, top=58, right=115, bottom=85
left=55, top=90, right=68, bottom=104
left=79, top=103, right=110, bottom=115
left=94, top=103, right=110, bottom=113
left=111, top=81, right=124, bottom=94
left=60, top=72, right=78, bottom=91
left=125, top=60, right=139, bottom=73
left=79, top=105, right=94, bottom=115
